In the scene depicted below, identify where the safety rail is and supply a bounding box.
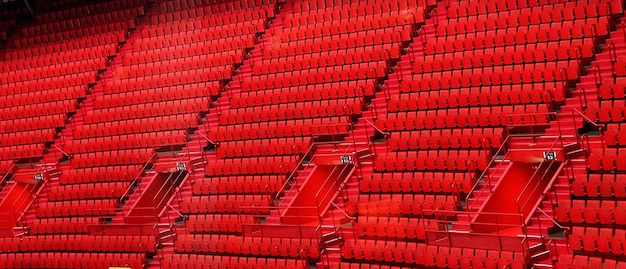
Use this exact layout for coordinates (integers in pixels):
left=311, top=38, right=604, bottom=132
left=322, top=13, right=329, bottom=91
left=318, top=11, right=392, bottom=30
left=537, top=207, right=568, bottom=232
left=312, top=150, right=357, bottom=222
left=516, top=136, right=565, bottom=225
left=505, top=112, right=558, bottom=136
left=465, top=135, right=511, bottom=210
left=571, top=108, right=605, bottom=155
left=195, top=130, right=219, bottom=147
left=363, top=118, right=390, bottom=138
left=51, top=143, right=70, bottom=157
left=123, top=169, right=187, bottom=221
left=0, top=162, right=15, bottom=187
left=420, top=208, right=530, bottom=263
left=275, top=142, right=316, bottom=200
left=118, top=152, right=156, bottom=205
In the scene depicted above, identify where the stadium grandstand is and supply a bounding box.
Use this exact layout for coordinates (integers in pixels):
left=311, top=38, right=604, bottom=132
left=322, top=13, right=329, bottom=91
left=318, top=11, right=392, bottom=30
left=0, top=0, right=623, bottom=268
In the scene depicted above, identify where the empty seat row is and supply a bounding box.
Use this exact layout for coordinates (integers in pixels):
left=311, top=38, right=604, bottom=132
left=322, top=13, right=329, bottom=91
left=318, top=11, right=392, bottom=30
left=586, top=100, right=626, bottom=123
left=346, top=194, right=457, bottom=217
left=124, top=46, right=243, bottom=67
left=64, top=130, right=188, bottom=154
left=0, top=73, right=96, bottom=95
left=353, top=216, right=438, bottom=240
left=205, top=156, right=297, bottom=176
left=556, top=255, right=625, bottom=269
left=374, top=150, right=489, bottom=172
left=162, top=254, right=304, bottom=269
left=133, top=33, right=255, bottom=52
left=192, top=175, right=285, bottom=193
left=231, top=80, right=375, bottom=108
left=36, top=199, right=118, bottom=218
left=400, top=65, right=580, bottom=92
left=0, top=235, right=156, bottom=253
left=3, top=34, right=123, bottom=61
left=47, top=182, right=131, bottom=201
left=290, top=0, right=431, bottom=14
left=390, top=87, right=563, bottom=113
left=119, top=60, right=233, bottom=80
left=599, top=82, right=626, bottom=100
left=253, top=47, right=397, bottom=76
left=377, top=105, right=550, bottom=132
left=360, top=171, right=475, bottom=194
left=95, top=86, right=209, bottom=109
left=175, top=234, right=319, bottom=259
left=219, top=99, right=363, bottom=125
left=341, top=240, right=524, bottom=269
left=0, top=252, right=145, bottom=269
left=416, top=43, right=593, bottom=74
left=149, top=6, right=270, bottom=28
left=69, top=149, right=154, bottom=168
left=262, top=27, right=412, bottom=59
left=35, top=0, right=143, bottom=23
left=74, top=114, right=198, bottom=139
left=440, top=2, right=615, bottom=36
left=588, top=148, right=626, bottom=171
left=570, top=226, right=626, bottom=255
left=12, top=20, right=135, bottom=48
left=241, top=64, right=387, bottom=92
left=29, top=217, right=99, bottom=235
left=180, top=195, right=271, bottom=214
left=555, top=199, right=626, bottom=226
left=440, top=11, right=610, bottom=38
left=207, top=117, right=351, bottom=142
left=217, top=137, right=310, bottom=158
left=59, top=165, right=142, bottom=185
left=0, top=114, right=64, bottom=133
left=24, top=7, right=144, bottom=37
left=0, top=86, right=86, bottom=109
left=280, top=10, right=421, bottom=43
left=447, top=0, right=622, bottom=19
left=83, top=98, right=210, bottom=124
left=425, top=29, right=603, bottom=57
left=0, top=60, right=106, bottom=84
left=185, top=214, right=256, bottom=234
left=0, top=99, right=76, bottom=121
left=388, top=128, right=503, bottom=150
left=103, top=74, right=222, bottom=95
left=571, top=173, right=626, bottom=198
left=0, top=160, right=15, bottom=174
left=0, top=144, right=45, bottom=160
left=283, top=1, right=426, bottom=28
left=141, top=19, right=263, bottom=40
left=0, top=129, right=55, bottom=147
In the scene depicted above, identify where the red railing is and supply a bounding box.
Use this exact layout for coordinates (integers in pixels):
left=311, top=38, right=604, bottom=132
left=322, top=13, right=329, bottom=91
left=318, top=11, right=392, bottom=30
left=465, top=135, right=511, bottom=210
left=118, top=152, right=156, bottom=205
left=274, top=142, right=316, bottom=200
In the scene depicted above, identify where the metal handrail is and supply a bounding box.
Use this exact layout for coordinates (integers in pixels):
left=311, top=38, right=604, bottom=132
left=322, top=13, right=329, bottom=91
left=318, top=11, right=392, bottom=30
left=516, top=137, right=562, bottom=220
left=537, top=207, right=568, bottom=231
left=571, top=108, right=604, bottom=129
left=465, top=135, right=511, bottom=209
left=363, top=118, right=390, bottom=138
left=571, top=108, right=605, bottom=155
left=275, top=143, right=316, bottom=200
left=195, top=130, right=218, bottom=146
left=118, top=153, right=156, bottom=205
left=51, top=144, right=69, bottom=157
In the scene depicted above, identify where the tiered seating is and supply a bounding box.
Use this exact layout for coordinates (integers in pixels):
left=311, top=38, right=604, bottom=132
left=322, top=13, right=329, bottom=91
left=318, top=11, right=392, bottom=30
left=0, top=2, right=28, bottom=41
left=0, top=1, right=157, bottom=268
left=340, top=240, right=525, bottom=269
left=555, top=255, right=626, bottom=269
left=162, top=254, right=306, bottom=269
left=0, top=0, right=136, bottom=164
left=348, top=0, right=621, bottom=267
